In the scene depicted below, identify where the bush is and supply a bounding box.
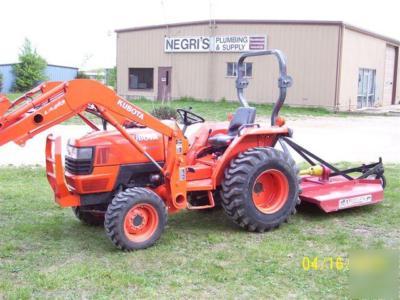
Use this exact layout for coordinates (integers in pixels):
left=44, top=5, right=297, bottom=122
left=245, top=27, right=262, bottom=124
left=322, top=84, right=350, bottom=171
left=12, top=39, right=47, bottom=92
left=151, top=106, right=177, bottom=119
left=106, top=67, right=116, bottom=88
left=76, top=71, right=90, bottom=79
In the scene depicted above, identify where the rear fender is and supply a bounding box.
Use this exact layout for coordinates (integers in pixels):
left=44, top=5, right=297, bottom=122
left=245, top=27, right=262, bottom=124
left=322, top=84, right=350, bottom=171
left=211, top=126, right=289, bottom=186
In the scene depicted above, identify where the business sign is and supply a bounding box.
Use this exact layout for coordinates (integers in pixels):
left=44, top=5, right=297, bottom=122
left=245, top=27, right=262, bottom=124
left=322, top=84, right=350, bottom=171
left=164, top=35, right=266, bottom=53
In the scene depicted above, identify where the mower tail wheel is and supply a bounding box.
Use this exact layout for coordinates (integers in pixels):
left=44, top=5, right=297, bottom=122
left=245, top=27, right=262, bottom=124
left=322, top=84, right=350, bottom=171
left=380, top=175, right=387, bottom=189
left=72, top=206, right=104, bottom=226
left=221, top=147, right=300, bottom=232
left=105, top=187, right=167, bottom=251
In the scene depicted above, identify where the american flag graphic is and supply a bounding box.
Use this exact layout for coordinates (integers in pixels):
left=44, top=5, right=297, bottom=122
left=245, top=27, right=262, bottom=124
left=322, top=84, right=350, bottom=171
left=249, top=36, right=266, bottom=50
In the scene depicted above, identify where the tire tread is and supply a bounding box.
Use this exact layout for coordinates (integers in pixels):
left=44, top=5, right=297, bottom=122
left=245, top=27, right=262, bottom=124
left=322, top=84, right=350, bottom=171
left=221, top=147, right=300, bottom=232
left=104, top=187, right=167, bottom=251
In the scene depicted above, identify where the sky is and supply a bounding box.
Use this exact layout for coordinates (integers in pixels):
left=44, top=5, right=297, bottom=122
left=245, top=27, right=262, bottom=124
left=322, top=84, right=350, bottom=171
left=1, top=0, right=399, bottom=70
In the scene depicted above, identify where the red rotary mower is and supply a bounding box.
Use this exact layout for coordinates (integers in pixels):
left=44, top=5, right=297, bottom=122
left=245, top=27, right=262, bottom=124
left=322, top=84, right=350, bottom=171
left=0, top=50, right=385, bottom=250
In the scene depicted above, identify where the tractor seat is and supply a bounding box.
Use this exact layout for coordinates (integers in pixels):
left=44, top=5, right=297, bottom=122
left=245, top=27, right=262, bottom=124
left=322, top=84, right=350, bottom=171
left=208, top=107, right=256, bottom=148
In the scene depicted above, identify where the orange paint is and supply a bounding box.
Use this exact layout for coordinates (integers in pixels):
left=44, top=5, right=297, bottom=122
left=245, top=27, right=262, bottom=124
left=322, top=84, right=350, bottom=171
left=0, top=79, right=292, bottom=213
left=124, top=203, right=159, bottom=243
left=252, top=169, right=289, bottom=214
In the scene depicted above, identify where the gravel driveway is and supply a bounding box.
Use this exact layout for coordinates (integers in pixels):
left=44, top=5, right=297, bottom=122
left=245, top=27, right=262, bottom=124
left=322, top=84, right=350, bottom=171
left=0, top=116, right=398, bottom=166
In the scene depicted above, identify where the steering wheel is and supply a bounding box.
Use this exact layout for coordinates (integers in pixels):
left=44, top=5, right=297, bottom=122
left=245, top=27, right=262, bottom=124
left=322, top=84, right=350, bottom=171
left=176, top=108, right=205, bottom=133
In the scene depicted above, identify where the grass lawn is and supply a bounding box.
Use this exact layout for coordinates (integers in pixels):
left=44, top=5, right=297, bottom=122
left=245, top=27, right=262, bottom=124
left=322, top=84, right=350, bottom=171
left=5, top=94, right=22, bottom=101
left=128, top=97, right=334, bottom=120
left=0, top=165, right=398, bottom=298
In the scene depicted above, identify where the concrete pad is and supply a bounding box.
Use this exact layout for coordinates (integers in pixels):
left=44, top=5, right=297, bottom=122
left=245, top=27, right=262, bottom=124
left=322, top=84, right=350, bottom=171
left=0, top=125, right=90, bottom=166
left=285, top=116, right=399, bottom=164
left=0, top=116, right=398, bottom=166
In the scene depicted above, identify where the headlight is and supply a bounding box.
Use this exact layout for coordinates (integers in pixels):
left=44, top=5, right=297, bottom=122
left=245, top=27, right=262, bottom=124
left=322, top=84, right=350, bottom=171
left=67, top=144, right=93, bottom=160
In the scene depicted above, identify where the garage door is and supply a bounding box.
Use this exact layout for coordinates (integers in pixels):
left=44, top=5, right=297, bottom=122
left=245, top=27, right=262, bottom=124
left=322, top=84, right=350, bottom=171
left=383, top=45, right=396, bottom=105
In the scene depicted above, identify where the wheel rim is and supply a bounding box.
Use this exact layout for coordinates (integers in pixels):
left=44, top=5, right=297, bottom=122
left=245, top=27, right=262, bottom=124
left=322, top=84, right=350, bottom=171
left=123, top=204, right=159, bottom=243
left=252, top=169, right=289, bottom=214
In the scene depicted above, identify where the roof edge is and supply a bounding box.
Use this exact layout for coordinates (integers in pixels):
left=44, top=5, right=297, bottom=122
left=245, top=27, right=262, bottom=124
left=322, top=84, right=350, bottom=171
left=343, top=23, right=399, bottom=45
left=47, top=64, right=79, bottom=70
left=0, top=63, right=78, bottom=70
left=115, top=19, right=399, bottom=45
left=115, top=19, right=343, bottom=33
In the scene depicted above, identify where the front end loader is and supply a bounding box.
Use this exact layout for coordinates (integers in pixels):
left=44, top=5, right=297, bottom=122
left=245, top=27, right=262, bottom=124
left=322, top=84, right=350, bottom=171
left=0, top=50, right=385, bottom=251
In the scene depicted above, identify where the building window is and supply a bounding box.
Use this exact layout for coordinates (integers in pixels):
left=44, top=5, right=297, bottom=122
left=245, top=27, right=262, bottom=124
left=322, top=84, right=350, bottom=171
left=129, top=68, right=153, bottom=89
left=226, top=62, right=252, bottom=77
left=357, top=68, right=376, bottom=108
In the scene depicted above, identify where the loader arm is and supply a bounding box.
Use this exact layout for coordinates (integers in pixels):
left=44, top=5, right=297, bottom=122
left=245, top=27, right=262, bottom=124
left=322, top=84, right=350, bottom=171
left=0, top=80, right=174, bottom=146
left=0, top=79, right=188, bottom=209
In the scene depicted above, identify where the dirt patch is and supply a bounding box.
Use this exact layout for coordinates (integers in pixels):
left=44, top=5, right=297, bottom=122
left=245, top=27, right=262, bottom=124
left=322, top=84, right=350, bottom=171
left=352, top=225, right=399, bottom=247
left=302, top=226, right=328, bottom=236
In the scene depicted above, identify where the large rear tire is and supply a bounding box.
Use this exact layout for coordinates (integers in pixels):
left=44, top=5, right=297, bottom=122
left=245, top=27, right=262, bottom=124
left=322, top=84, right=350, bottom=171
left=104, top=187, right=167, bottom=251
left=221, top=147, right=300, bottom=232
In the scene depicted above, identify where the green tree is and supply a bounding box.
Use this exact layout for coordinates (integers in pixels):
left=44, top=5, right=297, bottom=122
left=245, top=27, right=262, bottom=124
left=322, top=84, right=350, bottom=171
left=76, top=71, right=90, bottom=79
left=106, top=67, right=117, bottom=88
left=95, top=71, right=105, bottom=83
left=12, top=39, right=47, bottom=92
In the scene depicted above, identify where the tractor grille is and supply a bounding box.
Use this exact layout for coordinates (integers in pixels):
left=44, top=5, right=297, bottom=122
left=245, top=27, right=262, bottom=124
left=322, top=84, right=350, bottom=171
left=65, top=157, right=93, bottom=175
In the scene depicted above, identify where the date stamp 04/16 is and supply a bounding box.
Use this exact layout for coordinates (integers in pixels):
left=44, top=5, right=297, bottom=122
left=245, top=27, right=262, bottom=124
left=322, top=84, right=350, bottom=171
left=301, top=251, right=399, bottom=298
left=301, top=256, right=350, bottom=271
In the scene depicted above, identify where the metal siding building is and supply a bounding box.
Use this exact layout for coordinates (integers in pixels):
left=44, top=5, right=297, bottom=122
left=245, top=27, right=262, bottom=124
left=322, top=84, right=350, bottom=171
left=0, top=65, right=14, bottom=94
left=0, top=64, right=78, bottom=93
left=45, top=65, right=79, bottom=82
left=116, top=20, right=399, bottom=110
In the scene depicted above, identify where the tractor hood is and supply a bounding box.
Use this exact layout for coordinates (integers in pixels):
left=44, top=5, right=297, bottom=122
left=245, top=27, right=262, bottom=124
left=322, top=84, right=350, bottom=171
left=69, top=127, right=166, bottom=166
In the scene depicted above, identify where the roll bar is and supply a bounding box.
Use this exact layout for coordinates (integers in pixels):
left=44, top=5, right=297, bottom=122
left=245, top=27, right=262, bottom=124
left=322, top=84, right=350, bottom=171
left=236, top=49, right=293, bottom=126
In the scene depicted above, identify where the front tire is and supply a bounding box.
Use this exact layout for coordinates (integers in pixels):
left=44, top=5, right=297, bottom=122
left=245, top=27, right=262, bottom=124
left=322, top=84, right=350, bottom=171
left=221, top=147, right=300, bottom=232
left=104, top=187, right=167, bottom=251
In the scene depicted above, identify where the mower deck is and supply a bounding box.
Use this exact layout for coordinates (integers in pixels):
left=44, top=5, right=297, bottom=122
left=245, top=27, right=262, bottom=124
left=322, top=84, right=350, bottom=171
left=299, top=176, right=384, bottom=212
left=280, top=137, right=385, bottom=213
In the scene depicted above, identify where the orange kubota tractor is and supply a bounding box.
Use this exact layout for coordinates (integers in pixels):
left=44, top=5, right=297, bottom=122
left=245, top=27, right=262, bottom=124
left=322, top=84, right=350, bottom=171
left=0, top=50, right=385, bottom=250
